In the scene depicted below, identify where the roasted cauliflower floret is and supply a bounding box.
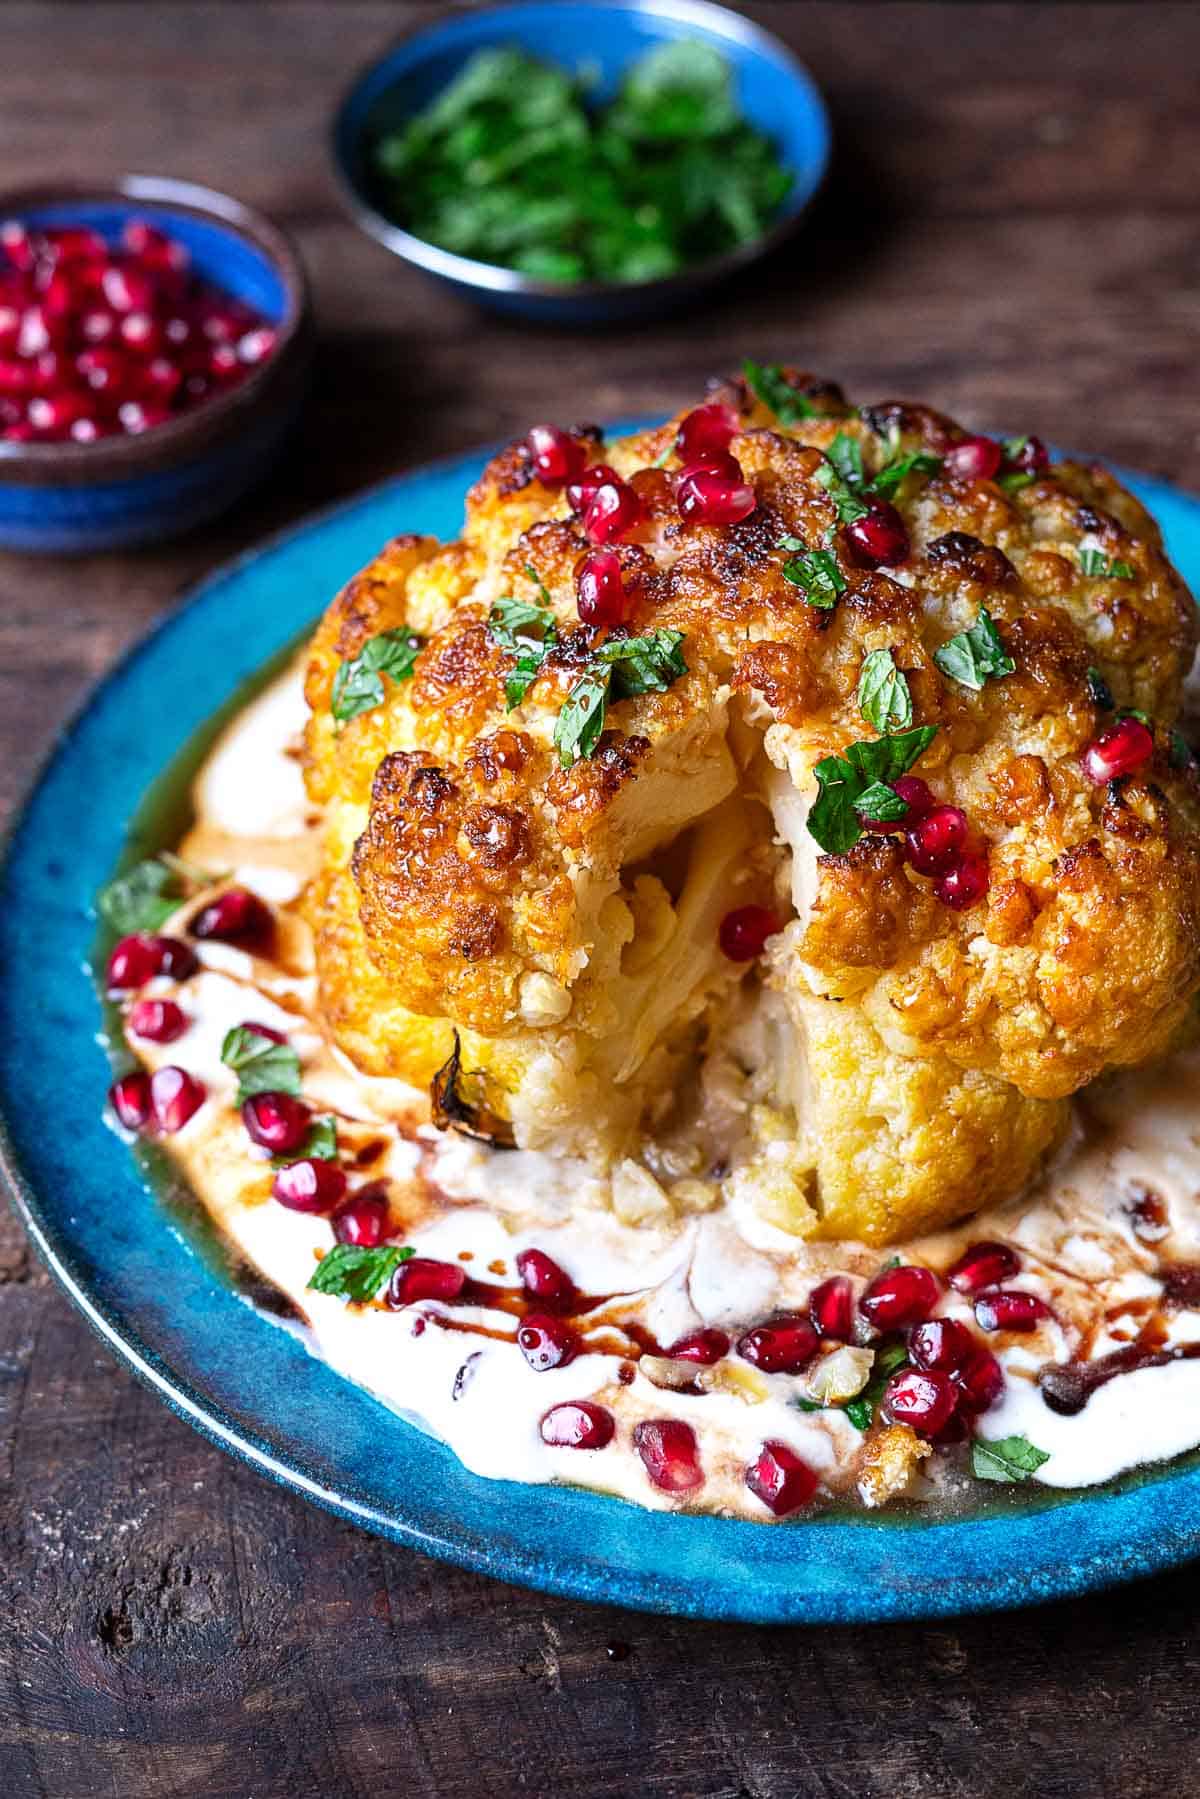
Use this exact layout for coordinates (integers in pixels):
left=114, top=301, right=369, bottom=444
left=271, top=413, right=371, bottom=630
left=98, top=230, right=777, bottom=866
left=303, top=366, right=1200, bottom=1238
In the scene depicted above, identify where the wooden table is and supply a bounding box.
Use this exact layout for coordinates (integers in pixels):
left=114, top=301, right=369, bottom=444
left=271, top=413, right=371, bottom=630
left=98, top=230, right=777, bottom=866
left=2, top=5, right=1198, bottom=1793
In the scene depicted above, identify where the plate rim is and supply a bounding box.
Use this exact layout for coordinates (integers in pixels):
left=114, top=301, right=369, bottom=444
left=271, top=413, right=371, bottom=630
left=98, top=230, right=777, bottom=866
left=4, top=438, right=1200, bottom=1625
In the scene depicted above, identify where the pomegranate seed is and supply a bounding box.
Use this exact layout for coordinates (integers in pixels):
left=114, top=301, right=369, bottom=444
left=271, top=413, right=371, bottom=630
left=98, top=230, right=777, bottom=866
left=882, top=1366, right=958, bottom=1436
left=576, top=549, right=632, bottom=626
left=40, top=268, right=80, bottom=318
left=389, top=1256, right=467, bottom=1306
left=675, top=401, right=738, bottom=462
left=718, top=905, right=780, bottom=962
left=944, top=436, right=1003, bottom=482
left=333, top=1188, right=389, bottom=1248
left=119, top=310, right=163, bottom=356
left=955, top=1348, right=1005, bottom=1413
left=107, top=933, right=162, bottom=990
left=515, top=1247, right=575, bottom=1309
left=147, top=935, right=199, bottom=981
left=0, top=305, right=18, bottom=353
left=108, top=1070, right=151, bottom=1131
left=128, top=998, right=187, bottom=1044
left=189, top=886, right=272, bottom=946
left=808, top=1275, right=855, bottom=1342
left=0, top=358, right=34, bottom=395
left=632, top=1419, right=703, bottom=1493
left=859, top=1264, right=941, bottom=1330
left=46, top=227, right=107, bottom=265
left=17, top=305, right=60, bottom=359
left=931, top=1411, right=970, bottom=1446
left=948, top=1240, right=1021, bottom=1294
left=76, top=346, right=131, bottom=396
left=1, top=422, right=34, bottom=442
left=566, top=461, right=618, bottom=514
left=891, top=775, right=933, bottom=821
left=905, top=804, right=968, bottom=874
left=540, top=1401, right=614, bottom=1450
left=100, top=264, right=154, bottom=313
left=933, top=850, right=989, bottom=910
left=122, top=219, right=187, bottom=268
left=207, top=343, right=242, bottom=383
left=236, top=326, right=276, bottom=364
left=149, top=1065, right=206, bottom=1134
left=845, top=500, right=909, bottom=567
left=583, top=476, right=642, bottom=544
left=236, top=1019, right=286, bottom=1044
left=736, top=1314, right=818, bottom=1374
left=664, top=1328, right=730, bottom=1365
left=745, top=1440, right=819, bottom=1516
left=242, top=1090, right=312, bottom=1154
left=974, top=1289, right=1052, bottom=1333
left=142, top=356, right=182, bottom=403
left=517, top=1313, right=578, bottom=1372
left=164, top=314, right=193, bottom=349
left=80, top=306, right=117, bottom=345
left=70, top=418, right=102, bottom=444
left=117, top=399, right=172, bottom=434
left=526, top=423, right=585, bottom=487
left=1082, top=717, right=1154, bottom=784
left=199, top=304, right=246, bottom=344
left=676, top=457, right=757, bottom=526
left=0, top=222, right=35, bottom=271
left=908, top=1318, right=974, bottom=1372
left=1007, top=435, right=1049, bottom=476
left=28, top=390, right=91, bottom=435
left=272, top=1157, right=346, bottom=1214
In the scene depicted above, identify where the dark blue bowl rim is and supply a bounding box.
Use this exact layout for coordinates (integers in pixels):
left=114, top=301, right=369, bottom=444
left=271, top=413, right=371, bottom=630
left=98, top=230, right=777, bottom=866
left=331, top=0, right=832, bottom=300
left=4, top=436, right=1200, bottom=1625
left=0, top=174, right=311, bottom=479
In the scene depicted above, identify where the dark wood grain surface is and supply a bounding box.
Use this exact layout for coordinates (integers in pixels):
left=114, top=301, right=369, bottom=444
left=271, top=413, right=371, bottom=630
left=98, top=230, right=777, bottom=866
left=3, top=5, right=1199, bottom=1794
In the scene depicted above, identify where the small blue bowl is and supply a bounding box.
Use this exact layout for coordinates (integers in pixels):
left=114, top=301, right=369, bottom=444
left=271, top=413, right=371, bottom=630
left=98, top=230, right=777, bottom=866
left=332, top=0, right=831, bottom=326
left=0, top=176, right=312, bottom=555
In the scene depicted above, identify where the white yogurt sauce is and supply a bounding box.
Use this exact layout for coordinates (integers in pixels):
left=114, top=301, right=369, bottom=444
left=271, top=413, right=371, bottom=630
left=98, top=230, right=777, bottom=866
left=113, top=660, right=1200, bottom=1519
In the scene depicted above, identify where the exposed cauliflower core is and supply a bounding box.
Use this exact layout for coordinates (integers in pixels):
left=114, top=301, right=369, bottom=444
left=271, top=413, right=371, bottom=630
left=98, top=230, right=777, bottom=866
left=302, top=371, right=1200, bottom=1245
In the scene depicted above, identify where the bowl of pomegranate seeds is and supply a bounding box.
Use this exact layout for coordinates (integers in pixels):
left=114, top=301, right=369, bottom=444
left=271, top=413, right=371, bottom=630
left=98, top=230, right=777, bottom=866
left=0, top=176, right=311, bottom=551
left=332, top=0, right=830, bottom=324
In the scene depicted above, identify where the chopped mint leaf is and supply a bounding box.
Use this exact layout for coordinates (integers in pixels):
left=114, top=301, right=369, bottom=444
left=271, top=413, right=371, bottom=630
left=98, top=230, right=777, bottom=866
left=972, top=1433, right=1050, bottom=1483
left=857, top=648, right=913, bottom=734
left=1079, top=548, right=1134, bottom=580
left=812, top=459, right=869, bottom=525
left=781, top=542, right=847, bottom=607
left=332, top=630, right=424, bottom=724
left=1086, top=666, right=1114, bottom=710
left=844, top=1397, right=872, bottom=1431
left=220, top=1024, right=301, bottom=1103
left=308, top=1243, right=413, bottom=1304
left=856, top=781, right=910, bottom=824
left=271, top=1115, right=337, bottom=1168
left=504, top=655, right=543, bottom=710
left=98, top=859, right=183, bottom=934
left=743, top=359, right=820, bottom=425
left=598, top=628, right=688, bottom=696
left=1120, top=707, right=1152, bottom=727
left=827, top=430, right=864, bottom=490
left=488, top=596, right=558, bottom=655
left=794, top=1397, right=823, bottom=1413
left=846, top=1338, right=911, bottom=1429
left=868, top=448, right=942, bottom=498
left=1000, top=435, right=1028, bottom=461
left=933, top=608, right=1015, bottom=691
left=998, top=470, right=1035, bottom=494
left=807, top=726, right=939, bottom=854
left=1170, top=730, right=1196, bottom=771
left=554, top=671, right=611, bottom=767
left=523, top=563, right=555, bottom=606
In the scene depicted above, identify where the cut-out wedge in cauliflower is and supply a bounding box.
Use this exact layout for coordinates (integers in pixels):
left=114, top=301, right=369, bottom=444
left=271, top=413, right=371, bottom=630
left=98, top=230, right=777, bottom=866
left=302, top=369, right=1200, bottom=1243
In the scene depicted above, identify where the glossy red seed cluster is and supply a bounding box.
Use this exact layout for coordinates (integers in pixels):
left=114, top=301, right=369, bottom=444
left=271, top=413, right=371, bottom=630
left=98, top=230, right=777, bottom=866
left=516, top=1246, right=576, bottom=1310
left=665, top=1328, right=730, bottom=1366
left=632, top=1418, right=704, bottom=1493
left=107, top=931, right=197, bottom=990
left=718, top=904, right=780, bottom=962
left=809, top=1275, right=855, bottom=1342
left=272, top=1156, right=346, bottom=1214
left=745, top=1440, right=818, bottom=1516
left=148, top=1064, right=206, bottom=1134
left=858, top=1264, right=941, bottom=1331
left=0, top=218, right=275, bottom=443
left=389, top=1255, right=467, bottom=1307
left=517, top=1313, right=578, bottom=1372
left=845, top=499, right=909, bottom=567
left=576, top=548, right=632, bottom=627
left=675, top=401, right=738, bottom=462
left=127, top=997, right=187, bottom=1044
left=947, top=1240, right=1021, bottom=1294
left=675, top=450, right=757, bottom=526
left=189, top=886, right=273, bottom=947
left=242, top=1090, right=311, bottom=1154
left=736, top=1314, right=818, bottom=1375
left=333, top=1189, right=389, bottom=1248
left=526, top=423, right=585, bottom=486
left=1082, top=716, right=1154, bottom=784
left=944, top=435, right=1003, bottom=482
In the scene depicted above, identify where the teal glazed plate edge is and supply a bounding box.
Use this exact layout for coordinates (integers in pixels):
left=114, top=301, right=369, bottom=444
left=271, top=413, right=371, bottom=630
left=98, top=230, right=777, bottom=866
left=4, top=440, right=1200, bottom=1625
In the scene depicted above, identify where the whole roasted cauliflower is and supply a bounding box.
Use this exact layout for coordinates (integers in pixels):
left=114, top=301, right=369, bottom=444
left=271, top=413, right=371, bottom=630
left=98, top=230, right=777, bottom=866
left=302, top=368, right=1200, bottom=1244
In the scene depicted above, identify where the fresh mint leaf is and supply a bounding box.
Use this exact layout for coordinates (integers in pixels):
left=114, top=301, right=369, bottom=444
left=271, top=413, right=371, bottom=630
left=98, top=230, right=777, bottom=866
left=523, top=563, right=555, bottom=606
left=844, top=1397, right=872, bottom=1430
left=554, top=671, right=611, bottom=767
left=1086, top=666, right=1114, bottom=710
left=868, top=449, right=942, bottom=498
left=332, top=630, right=424, bottom=724
left=933, top=609, right=1015, bottom=691
left=220, top=1025, right=301, bottom=1103
left=971, top=1433, right=1051, bottom=1483
left=857, top=648, right=913, bottom=734
left=845, top=1338, right=911, bottom=1429
left=308, top=1243, right=413, bottom=1304
left=827, top=430, right=864, bottom=490
left=504, top=655, right=544, bottom=710
left=1170, top=730, right=1196, bottom=771
left=998, top=471, right=1035, bottom=494
left=807, top=727, right=938, bottom=854
left=856, top=781, right=910, bottom=824
left=781, top=542, right=847, bottom=607
left=743, top=360, right=820, bottom=425
left=813, top=459, right=869, bottom=525
left=271, top=1115, right=337, bottom=1168
left=1079, top=549, right=1134, bottom=580
left=598, top=628, right=687, bottom=696
left=488, top=596, right=558, bottom=655
left=99, top=859, right=180, bottom=933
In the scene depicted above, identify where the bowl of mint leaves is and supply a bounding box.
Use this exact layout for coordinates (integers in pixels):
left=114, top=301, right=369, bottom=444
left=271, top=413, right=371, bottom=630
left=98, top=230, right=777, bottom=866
left=332, top=0, right=830, bottom=323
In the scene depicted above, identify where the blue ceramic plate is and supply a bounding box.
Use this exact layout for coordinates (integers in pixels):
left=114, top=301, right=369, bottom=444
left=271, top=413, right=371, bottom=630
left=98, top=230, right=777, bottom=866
left=4, top=442, right=1200, bottom=1624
